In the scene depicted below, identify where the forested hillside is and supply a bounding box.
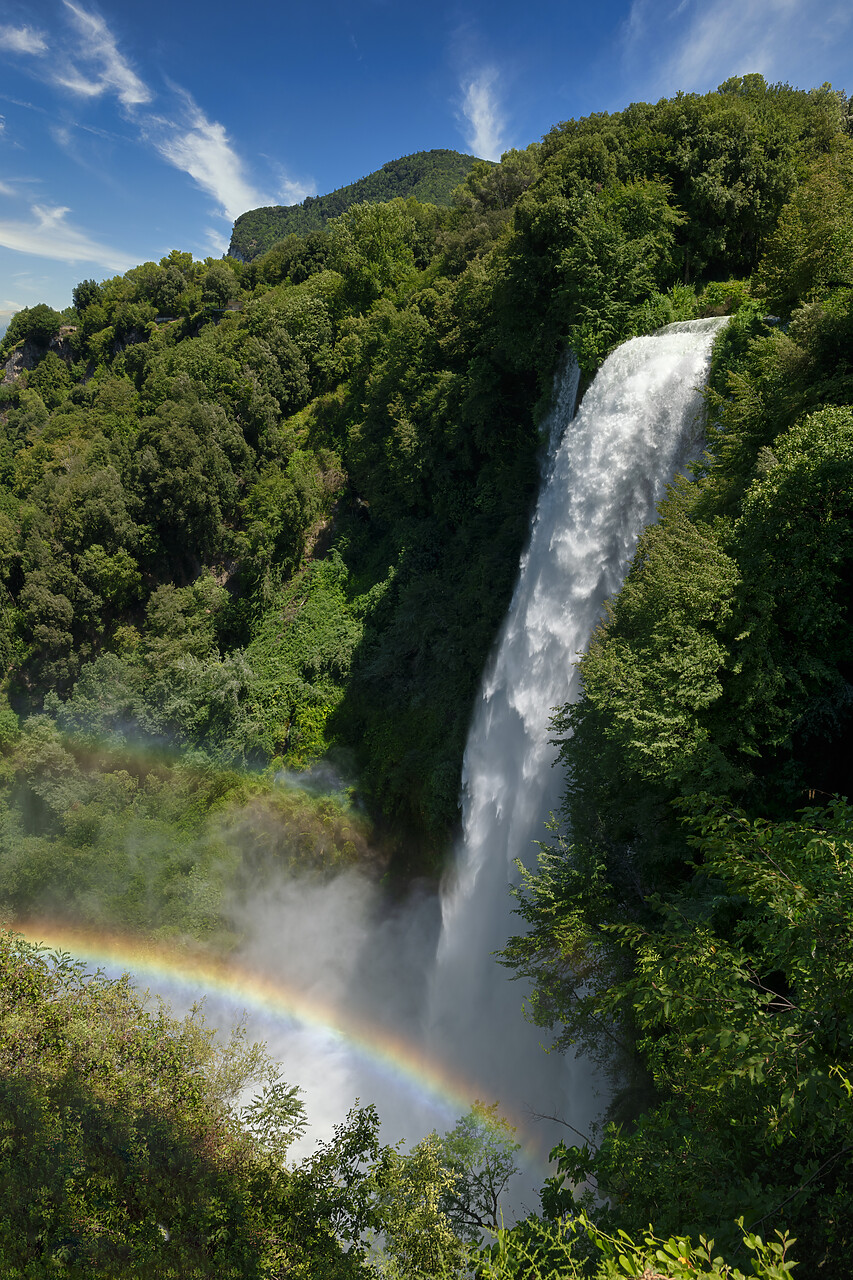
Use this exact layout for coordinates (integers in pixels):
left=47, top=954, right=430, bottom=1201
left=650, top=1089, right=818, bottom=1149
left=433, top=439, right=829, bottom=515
left=229, top=149, right=483, bottom=261
left=2, top=73, right=853, bottom=1274
left=502, top=96, right=853, bottom=1273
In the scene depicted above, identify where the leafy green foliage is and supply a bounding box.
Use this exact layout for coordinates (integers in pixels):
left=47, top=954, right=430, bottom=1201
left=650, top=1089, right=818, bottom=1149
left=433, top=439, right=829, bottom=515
left=501, top=173, right=853, bottom=1269
left=245, top=553, right=362, bottom=765
left=328, top=200, right=422, bottom=309
left=0, top=303, right=64, bottom=357
left=0, top=930, right=389, bottom=1277
left=505, top=800, right=853, bottom=1268
left=201, top=261, right=239, bottom=309
left=755, top=149, right=853, bottom=312
left=545, top=288, right=853, bottom=913
left=2, top=74, right=847, bottom=855
left=431, top=1103, right=520, bottom=1241
left=71, top=278, right=103, bottom=313
left=370, top=1104, right=520, bottom=1278
left=475, top=1212, right=796, bottom=1279
left=240, top=1072, right=309, bottom=1163
left=0, top=917, right=804, bottom=1280
left=5, top=76, right=850, bottom=1261
left=3, top=71, right=852, bottom=1280
left=373, top=1135, right=466, bottom=1279
left=26, top=350, right=72, bottom=408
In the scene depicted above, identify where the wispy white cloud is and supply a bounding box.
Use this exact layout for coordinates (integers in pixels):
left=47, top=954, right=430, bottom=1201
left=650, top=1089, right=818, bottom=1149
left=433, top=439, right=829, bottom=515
left=145, top=91, right=270, bottom=222
left=0, top=203, right=136, bottom=271
left=0, top=25, right=48, bottom=56
left=0, top=94, right=45, bottom=115
left=48, top=5, right=274, bottom=219
left=623, top=0, right=853, bottom=95
left=1, top=4, right=292, bottom=230
left=278, top=174, right=316, bottom=206
left=1, top=5, right=149, bottom=109
left=666, top=0, right=801, bottom=87
left=51, top=123, right=74, bottom=152
left=204, top=225, right=230, bottom=256
left=54, top=0, right=150, bottom=108
left=459, top=67, right=506, bottom=161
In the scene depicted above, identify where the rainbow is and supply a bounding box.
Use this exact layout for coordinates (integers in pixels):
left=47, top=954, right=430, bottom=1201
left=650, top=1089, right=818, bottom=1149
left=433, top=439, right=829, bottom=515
left=9, top=919, right=536, bottom=1152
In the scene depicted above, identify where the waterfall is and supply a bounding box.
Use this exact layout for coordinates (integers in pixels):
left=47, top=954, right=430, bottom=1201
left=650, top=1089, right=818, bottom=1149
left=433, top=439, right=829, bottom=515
left=424, top=317, right=727, bottom=1155
left=232, top=317, right=726, bottom=1194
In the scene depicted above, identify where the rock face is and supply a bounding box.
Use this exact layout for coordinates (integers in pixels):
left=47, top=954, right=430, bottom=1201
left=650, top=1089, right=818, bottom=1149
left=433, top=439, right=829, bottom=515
left=2, top=329, right=76, bottom=386
left=2, top=348, right=26, bottom=386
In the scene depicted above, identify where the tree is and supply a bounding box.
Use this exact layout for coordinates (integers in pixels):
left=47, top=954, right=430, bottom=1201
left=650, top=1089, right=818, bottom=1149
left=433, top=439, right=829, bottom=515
left=132, top=397, right=245, bottom=570
left=0, top=303, right=63, bottom=357
left=152, top=263, right=188, bottom=315
left=72, top=278, right=103, bottom=313
left=201, top=262, right=238, bottom=310
left=77, top=543, right=141, bottom=611
left=555, top=180, right=684, bottom=370
left=373, top=1135, right=465, bottom=1279
left=373, top=1103, right=520, bottom=1279
left=328, top=200, right=421, bottom=309
left=0, top=929, right=411, bottom=1278
left=0, top=930, right=364, bottom=1276
left=239, top=1070, right=308, bottom=1163
left=26, top=349, right=72, bottom=408
left=755, top=152, right=853, bottom=313
left=505, top=799, right=853, bottom=1268
left=433, top=1103, right=521, bottom=1240
left=474, top=1212, right=796, bottom=1279
left=242, top=451, right=326, bottom=588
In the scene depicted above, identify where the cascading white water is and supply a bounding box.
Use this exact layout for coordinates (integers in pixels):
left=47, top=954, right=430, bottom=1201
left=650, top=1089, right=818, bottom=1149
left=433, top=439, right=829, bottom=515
left=229, top=317, right=726, bottom=1187
left=425, top=317, right=727, bottom=1156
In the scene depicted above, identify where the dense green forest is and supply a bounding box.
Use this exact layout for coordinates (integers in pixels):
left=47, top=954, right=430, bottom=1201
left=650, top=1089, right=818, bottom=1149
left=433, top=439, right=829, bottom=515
left=2, top=73, right=853, bottom=1274
left=229, top=150, right=483, bottom=261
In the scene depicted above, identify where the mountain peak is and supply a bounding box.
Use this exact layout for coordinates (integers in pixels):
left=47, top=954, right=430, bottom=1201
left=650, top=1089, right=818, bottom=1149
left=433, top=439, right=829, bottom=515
left=229, top=148, right=485, bottom=261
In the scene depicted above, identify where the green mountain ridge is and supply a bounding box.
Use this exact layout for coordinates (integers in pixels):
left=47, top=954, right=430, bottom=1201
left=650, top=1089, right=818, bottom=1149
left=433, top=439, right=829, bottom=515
left=228, top=148, right=485, bottom=260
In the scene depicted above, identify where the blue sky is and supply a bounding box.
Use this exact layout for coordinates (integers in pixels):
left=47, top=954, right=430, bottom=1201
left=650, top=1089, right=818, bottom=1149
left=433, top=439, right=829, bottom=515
left=0, top=0, right=851, bottom=326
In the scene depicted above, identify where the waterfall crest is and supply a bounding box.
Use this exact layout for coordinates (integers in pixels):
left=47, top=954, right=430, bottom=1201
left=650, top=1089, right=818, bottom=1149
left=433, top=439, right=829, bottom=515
left=425, top=317, right=727, bottom=1150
